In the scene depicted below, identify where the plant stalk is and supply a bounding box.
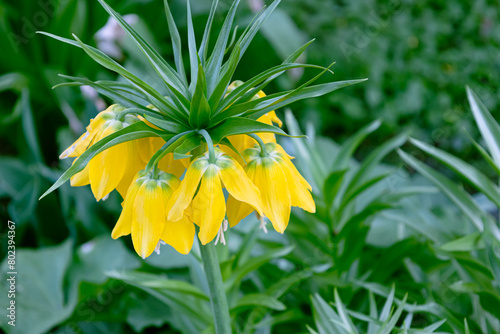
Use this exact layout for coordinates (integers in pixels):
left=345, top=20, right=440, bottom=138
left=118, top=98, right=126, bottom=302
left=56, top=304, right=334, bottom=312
left=199, top=240, right=231, bottom=334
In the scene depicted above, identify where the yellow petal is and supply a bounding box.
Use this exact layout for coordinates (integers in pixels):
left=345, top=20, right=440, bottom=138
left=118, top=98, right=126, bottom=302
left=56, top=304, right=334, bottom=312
left=159, top=153, right=187, bottom=178
left=279, top=157, right=315, bottom=213
left=116, top=140, right=148, bottom=198
left=218, top=155, right=263, bottom=216
left=226, top=195, right=254, bottom=228
left=111, top=176, right=143, bottom=239
left=192, top=166, right=226, bottom=245
left=89, top=124, right=127, bottom=201
left=166, top=158, right=207, bottom=222
left=132, top=180, right=165, bottom=258
left=253, top=158, right=291, bottom=233
left=70, top=162, right=90, bottom=187
left=161, top=215, right=195, bottom=254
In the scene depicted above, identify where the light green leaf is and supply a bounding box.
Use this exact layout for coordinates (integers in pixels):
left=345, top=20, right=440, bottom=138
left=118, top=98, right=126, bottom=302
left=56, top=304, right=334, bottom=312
left=467, top=86, right=500, bottom=168
left=209, top=117, right=290, bottom=143
left=164, top=0, right=187, bottom=84
left=231, top=294, right=286, bottom=312
left=410, top=137, right=500, bottom=207
left=440, top=233, right=485, bottom=252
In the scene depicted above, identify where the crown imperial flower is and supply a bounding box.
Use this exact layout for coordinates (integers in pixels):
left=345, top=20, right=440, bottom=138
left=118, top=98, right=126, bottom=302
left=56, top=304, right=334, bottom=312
left=40, top=0, right=364, bottom=256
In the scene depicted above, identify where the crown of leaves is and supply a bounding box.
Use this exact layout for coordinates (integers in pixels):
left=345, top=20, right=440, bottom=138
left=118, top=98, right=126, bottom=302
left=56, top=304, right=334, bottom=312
left=39, top=0, right=366, bottom=199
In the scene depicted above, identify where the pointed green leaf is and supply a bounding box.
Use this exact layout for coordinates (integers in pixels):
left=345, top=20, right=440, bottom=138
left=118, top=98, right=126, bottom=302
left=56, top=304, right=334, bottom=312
left=189, top=62, right=211, bottom=128
left=173, top=134, right=202, bottom=160
left=467, top=86, right=500, bottom=168
left=209, top=117, right=291, bottom=143
left=143, top=114, right=190, bottom=133
left=164, top=0, right=187, bottom=83
left=231, top=294, right=286, bottom=312
left=410, top=137, right=500, bottom=207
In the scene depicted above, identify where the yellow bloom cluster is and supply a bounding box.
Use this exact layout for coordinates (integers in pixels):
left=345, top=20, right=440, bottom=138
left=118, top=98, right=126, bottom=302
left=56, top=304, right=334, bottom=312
left=61, top=86, right=315, bottom=258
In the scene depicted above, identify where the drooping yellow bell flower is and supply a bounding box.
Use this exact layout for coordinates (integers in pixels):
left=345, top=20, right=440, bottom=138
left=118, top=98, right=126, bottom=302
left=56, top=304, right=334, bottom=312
left=226, top=142, right=315, bottom=233
left=61, top=104, right=154, bottom=200
left=112, top=169, right=195, bottom=258
left=166, top=148, right=263, bottom=245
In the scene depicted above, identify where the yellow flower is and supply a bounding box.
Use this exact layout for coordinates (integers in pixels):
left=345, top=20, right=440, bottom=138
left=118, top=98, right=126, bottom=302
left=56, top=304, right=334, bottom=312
left=61, top=104, right=153, bottom=200
left=111, top=170, right=195, bottom=258
left=227, top=142, right=315, bottom=233
left=166, top=149, right=263, bottom=245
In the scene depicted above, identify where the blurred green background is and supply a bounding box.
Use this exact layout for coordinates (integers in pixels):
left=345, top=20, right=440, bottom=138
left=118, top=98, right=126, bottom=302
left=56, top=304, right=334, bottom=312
left=1, top=0, right=499, bottom=333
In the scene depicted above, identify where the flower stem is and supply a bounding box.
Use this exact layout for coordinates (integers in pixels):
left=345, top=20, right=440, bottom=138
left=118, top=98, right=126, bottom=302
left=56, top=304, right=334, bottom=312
left=199, top=240, right=231, bottom=334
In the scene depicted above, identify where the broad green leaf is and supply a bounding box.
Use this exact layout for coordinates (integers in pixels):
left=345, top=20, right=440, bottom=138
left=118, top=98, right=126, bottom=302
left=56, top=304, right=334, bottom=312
left=398, top=149, right=485, bottom=231
left=20, top=89, right=43, bottom=163
left=440, top=233, right=484, bottom=252
left=467, top=86, right=500, bottom=168
left=231, top=294, right=286, bottom=312
left=410, top=138, right=500, bottom=207
left=0, top=240, right=75, bottom=334
left=107, top=270, right=209, bottom=300
left=40, top=122, right=167, bottom=199
left=209, top=117, right=290, bottom=143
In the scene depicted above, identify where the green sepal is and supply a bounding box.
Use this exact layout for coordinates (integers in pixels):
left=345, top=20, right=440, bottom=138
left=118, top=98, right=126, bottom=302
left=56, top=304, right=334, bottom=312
left=40, top=122, right=167, bottom=199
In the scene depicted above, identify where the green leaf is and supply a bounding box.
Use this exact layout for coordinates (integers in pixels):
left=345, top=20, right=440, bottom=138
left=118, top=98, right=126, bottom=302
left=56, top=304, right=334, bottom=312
left=205, top=0, right=240, bottom=93
left=324, top=169, right=348, bottom=207
left=208, top=44, right=241, bottom=111
left=96, top=0, right=188, bottom=95
left=143, top=114, right=189, bottom=133
left=56, top=74, right=151, bottom=111
left=20, top=89, right=43, bottom=163
left=40, top=122, right=166, bottom=199
left=0, top=240, right=75, bottom=334
left=209, top=117, right=291, bottom=143
left=224, top=246, right=294, bottom=289
left=247, top=79, right=367, bottom=121
left=186, top=0, right=198, bottom=89
left=145, top=131, right=194, bottom=171
left=397, top=149, right=485, bottom=231
left=333, top=120, right=381, bottom=170
left=310, top=293, right=343, bottom=334
left=231, top=294, right=286, bottom=312
left=410, top=137, right=500, bottom=207
left=334, top=289, right=359, bottom=334
left=467, top=86, right=500, bottom=168
left=189, top=61, right=212, bottom=128
left=107, top=270, right=210, bottom=300
left=164, top=0, right=187, bottom=84
left=174, top=134, right=202, bottom=160
left=377, top=294, right=407, bottom=334
left=198, top=0, right=219, bottom=62
left=440, top=233, right=485, bottom=252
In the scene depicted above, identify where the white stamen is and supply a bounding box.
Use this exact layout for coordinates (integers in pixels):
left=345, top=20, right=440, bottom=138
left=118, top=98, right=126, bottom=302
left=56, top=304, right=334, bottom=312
left=154, top=240, right=166, bottom=255
left=259, top=215, right=268, bottom=234
left=214, top=219, right=229, bottom=245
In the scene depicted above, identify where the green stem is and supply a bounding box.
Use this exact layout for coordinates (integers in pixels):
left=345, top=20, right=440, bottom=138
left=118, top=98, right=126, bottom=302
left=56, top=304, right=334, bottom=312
left=248, top=134, right=268, bottom=157
left=199, top=240, right=231, bottom=334
left=198, top=129, right=216, bottom=163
